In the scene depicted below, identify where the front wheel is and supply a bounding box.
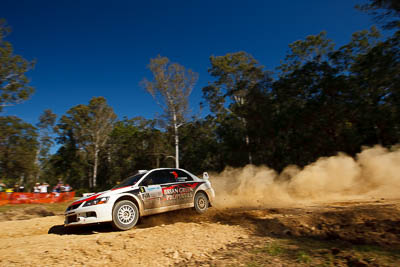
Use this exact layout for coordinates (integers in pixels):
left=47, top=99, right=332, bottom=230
left=194, top=192, right=209, bottom=214
left=112, top=200, right=139, bottom=231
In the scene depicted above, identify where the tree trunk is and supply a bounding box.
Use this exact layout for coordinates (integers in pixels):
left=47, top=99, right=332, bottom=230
left=173, top=112, right=179, bottom=168
left=88, top=170, right=93, bottom=188
left=242, top=118, right=252, bottom=165
left=34, top=148, right=40, bottom=183
left=245, top=134, right=252, bottom=165
left=93, top=144, right=99, bottom=188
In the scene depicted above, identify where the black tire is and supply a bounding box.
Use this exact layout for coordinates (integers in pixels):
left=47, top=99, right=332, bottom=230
left=112, top=200, right=139, bottom=231
left=194, top=192, right=209, bottom=214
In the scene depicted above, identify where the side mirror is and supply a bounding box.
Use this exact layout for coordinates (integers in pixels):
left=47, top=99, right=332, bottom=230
left=203, top=172, right=209, bottom=180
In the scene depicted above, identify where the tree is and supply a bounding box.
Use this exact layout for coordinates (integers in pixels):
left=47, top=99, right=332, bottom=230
left=35, top=109, right=57, bottom=181
left=0, top=116, right=38, bottom=185
left=142, top=55, right=198, bottom=168
left=202, top=51, right=267, bottom=164
left=57, top=97, right=117, bottom=188
left=348, top=30, right=400, bottom=147
left=357, top=0, right=400, bottom=29
left=99, top=117, right=172, bottom=187
left=45, top=129, right=89, bottom=189
left=277, top=31, right=335, bottom=75
left=0, top=19, right=35, bottom=112
left=179, top=116, right=223, bottom=173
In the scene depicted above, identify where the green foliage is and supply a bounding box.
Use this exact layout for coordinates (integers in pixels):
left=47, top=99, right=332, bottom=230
left=256, top=242, right=285, bottom=256
left=98, top=117, right=172, bottom=188
left=202, top=51, right=270, bottom=165
left=0, top=116, right=38, bottom=185
left=203, top=51, right=266, bottom=115
left=357, top=0, right=400, bottom=29
left=244, top=27, right=399, bottom=171
left=0, top=19, right=35, bottom=112
left=179, top=116, right=223, bottom=173
left=56, top=96, right=117, bottom=188
left=36, top=109, right=57, bottom=179
left=278, top=31, right=335, bottom=75
left=297, top=251, right=312, bottom=263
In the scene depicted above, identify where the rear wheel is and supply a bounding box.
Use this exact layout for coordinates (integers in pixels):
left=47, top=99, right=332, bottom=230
left=112, top=200, right=139, bottom=231
left=194, top=192, right=209, bottom=214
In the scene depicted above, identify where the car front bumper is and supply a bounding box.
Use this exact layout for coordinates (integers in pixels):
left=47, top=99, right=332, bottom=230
left=64, top=202, right=113, bottom=226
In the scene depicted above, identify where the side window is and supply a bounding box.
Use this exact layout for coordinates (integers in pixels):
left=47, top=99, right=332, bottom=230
left=140, top=171, right=159, bottom=186
left=162, top=170, right=177, bottom=184
left=175, top=170, right=193, bottom=182
left=140, top=176, right=154, bottom=187
left=142, top=170, right=176, bottom=185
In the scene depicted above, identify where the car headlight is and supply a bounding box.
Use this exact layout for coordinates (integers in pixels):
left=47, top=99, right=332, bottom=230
left=83, top=197, right=109, bottom=207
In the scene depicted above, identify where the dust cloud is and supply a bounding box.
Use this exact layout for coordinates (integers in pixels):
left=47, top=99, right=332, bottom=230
left=210, top=145, right=400, bottom=208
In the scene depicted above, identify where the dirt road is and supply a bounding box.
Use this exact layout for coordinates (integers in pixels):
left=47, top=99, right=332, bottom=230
left=1, top=198, right=400, bottom=266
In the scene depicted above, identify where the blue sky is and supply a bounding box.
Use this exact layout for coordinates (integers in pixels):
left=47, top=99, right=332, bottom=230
left=1, top=0, right=373, bottom=125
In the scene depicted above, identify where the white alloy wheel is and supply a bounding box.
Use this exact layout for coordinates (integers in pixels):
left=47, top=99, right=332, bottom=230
left=112, top=200, right=139, bottom=230
left=194, top=192, right=209, bottom=214
left=118, top=204, right=135, bottom=224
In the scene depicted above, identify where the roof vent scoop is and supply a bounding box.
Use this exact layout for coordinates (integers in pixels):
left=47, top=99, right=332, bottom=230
left=138, top=170, right=148, bottom=174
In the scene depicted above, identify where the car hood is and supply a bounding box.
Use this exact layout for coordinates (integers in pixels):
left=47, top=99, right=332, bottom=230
left=70, top=186, right=139, bottom=207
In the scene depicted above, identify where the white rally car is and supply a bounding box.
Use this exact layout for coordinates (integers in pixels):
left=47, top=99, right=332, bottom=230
left=64, top=168, right=215, bottom=230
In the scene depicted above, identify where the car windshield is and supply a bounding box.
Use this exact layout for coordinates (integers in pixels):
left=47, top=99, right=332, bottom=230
left=112, top=173, right=145, bottom=189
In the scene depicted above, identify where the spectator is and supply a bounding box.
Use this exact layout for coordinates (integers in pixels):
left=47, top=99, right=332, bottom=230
left=33, top=183, right=40, bottom=193
left=53, top=184, right=61, bottom=193
left=39, top=182, right=49, bottom=193
left=0, top=180, right=5, bottom=192
left=5, top=187, right=13, bottom=193
left=63, top=184, right=72, bottom=192
left=19, top=184, right=25, bottom=192
left=58, top=181, right=64, bottom=192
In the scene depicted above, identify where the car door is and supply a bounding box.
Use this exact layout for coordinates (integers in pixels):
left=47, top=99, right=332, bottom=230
left=158, top=170, right=180, bottom=207
left=174, top=169, right=196, bottom=205
left=161, top=169, right=196, bottom=206
left=138, top=171, right=164, bottom=210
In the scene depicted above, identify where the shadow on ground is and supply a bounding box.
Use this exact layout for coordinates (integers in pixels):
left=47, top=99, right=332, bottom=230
left=48, top=208, right=214, bottom=235
left=48, top=223, right=115, bottom=235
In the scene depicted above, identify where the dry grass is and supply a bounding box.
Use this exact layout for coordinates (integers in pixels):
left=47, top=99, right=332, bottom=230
left=0, top=201, right=72, bottom=215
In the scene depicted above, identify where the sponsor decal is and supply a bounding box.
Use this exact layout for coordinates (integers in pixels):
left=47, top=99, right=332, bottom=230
left=140, top=185, right=162, bottom=200
left=171, top=171, right=178, bottom=179
left=161, top=183, right=200, bottom=201
left=177, top=177, right=187, bottom=182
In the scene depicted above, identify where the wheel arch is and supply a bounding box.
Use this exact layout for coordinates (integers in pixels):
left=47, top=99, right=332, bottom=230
left=194, top=189, right=212, bottom=207
left=114, top=194, right=143, bottom=215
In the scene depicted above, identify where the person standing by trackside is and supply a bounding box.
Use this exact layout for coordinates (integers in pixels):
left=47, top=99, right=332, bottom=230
left=0, top=180, right=5, bottom=192
left=39, top=182, right=49, bottom=193
left=33, top=183, right=40, bottom=193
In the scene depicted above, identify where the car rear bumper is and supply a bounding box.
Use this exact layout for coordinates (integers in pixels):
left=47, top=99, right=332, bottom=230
left=205, top=188, right=215, bottom=205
